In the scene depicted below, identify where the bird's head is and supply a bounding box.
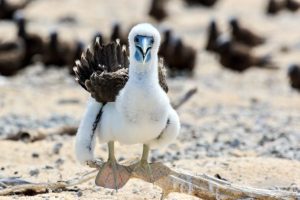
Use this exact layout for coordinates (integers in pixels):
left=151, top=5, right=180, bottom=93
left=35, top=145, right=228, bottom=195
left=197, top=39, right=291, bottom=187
left=163, top=29, right=172, bottom=44
left=49, top=30, right=58, bottom=49
left=209, top=19, right=218, bottom=32
left=229, top=17, right=239, bottom=30
left=128, top=23, right=161, bottom=66
left=14, top=11, right=26, bottom=37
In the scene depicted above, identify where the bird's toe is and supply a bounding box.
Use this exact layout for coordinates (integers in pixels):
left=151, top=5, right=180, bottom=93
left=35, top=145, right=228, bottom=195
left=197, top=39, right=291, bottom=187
left=86, top=158, right=103, bottom=168
left=133, top=161, right=155, bottom=183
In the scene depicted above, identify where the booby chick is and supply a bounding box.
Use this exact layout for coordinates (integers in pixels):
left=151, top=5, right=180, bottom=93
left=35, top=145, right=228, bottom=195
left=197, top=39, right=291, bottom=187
left=148, top=0, right=168, bottom=22
left=288, top=64, right=300, bottom=90
left=286, top=0, right=300, bottom=12
left=215, top=36, right=277, bottom=72
left=14, top=12, right=44, bottom=66
left=75, top=23, right=180, bottom=190
left=266, top=0, right=285, bottom=15
left=229, top=18, right=265, bottom=47
left=110, top=23, right=128, bottom=45
left=205, top=19, right=220, bottom=52
left=0, top=0, right=33, bottom=20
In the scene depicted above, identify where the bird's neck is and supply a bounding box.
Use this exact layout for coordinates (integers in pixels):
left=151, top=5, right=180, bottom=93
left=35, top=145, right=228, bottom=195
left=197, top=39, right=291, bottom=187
left=18, top=23, right=26, bottom=38
left=128, top=55, right=159, bottom=86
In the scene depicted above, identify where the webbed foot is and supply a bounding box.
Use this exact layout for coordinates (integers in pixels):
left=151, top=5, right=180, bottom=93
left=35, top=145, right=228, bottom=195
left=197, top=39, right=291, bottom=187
left=95, top=158, right=131, bottom=190
left=133, top=160, right=154, bottom=183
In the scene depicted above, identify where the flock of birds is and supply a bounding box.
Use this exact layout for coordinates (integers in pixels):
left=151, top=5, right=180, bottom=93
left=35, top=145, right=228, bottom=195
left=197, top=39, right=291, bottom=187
left=204, top=17, right=300, bottom=91
left=0, top=0, right=33, bottom=20
left=205, top=18, right=276, bottom=72
left=149, top=0, right=300, bottom=90
left=148, top=0, right=218, bottom=22
left=0, top=12, right=83, bottom=75
left=0, top=0, right=300, bottom=91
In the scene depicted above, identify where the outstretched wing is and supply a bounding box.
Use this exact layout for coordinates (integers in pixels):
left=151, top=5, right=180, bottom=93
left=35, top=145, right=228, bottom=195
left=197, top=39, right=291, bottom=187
left=73, top=38, right=168, bottom=103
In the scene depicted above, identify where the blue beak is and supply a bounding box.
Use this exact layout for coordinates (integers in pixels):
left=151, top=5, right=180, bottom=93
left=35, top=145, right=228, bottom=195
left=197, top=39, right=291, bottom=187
left=134, top=35, right=154, bottom=64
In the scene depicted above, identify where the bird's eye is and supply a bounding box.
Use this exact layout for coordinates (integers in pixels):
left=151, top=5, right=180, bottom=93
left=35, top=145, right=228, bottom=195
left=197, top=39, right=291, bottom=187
left=134, top=36, right=139, bottom=43
left=150, top=38, right=154, bottom=44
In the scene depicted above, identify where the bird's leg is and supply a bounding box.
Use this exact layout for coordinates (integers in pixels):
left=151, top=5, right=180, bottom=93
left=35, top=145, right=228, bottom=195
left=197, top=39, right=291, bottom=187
left=95, top=141, right=131, bottom=190
left=107, top=141, right=118, bottom=189
left=141, top=144, right=150, bottom=164
left=134, top=144, right=154, bottom=183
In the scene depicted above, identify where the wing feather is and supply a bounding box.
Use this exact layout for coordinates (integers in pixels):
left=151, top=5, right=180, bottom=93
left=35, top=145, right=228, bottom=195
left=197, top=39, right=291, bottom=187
left=74, top=37, right=168, bottom=103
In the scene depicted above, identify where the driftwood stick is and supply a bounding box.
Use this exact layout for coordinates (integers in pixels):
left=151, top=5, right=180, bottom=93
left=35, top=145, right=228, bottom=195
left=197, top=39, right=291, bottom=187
left=2, top=126, right=78, bottom=142
left=172, top=87, right=197, bottom=110
left=0, top=170, right=98, bottom=196
left=1, top=163, right=299, bottom=199
left=131, top=163, right=299, bottom=200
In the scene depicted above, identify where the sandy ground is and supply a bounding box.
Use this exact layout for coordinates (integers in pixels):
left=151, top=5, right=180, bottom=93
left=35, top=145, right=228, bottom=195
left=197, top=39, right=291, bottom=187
left=1, top=0, right=300, bottom=199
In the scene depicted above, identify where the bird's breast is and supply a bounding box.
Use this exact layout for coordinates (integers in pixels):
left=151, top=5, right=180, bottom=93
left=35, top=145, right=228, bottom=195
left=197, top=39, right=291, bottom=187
left=116, top=83, right=169, bottom=124
left=101, top=84, right=171, bottom=145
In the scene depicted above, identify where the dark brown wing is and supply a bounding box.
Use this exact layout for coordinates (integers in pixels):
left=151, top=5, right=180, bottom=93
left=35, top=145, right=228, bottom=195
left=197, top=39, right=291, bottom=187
left=74, top=38, right=168, bottom=103
left=158, top=57, right=168, bottom=92
left=86, top=68, right=129, bottom=102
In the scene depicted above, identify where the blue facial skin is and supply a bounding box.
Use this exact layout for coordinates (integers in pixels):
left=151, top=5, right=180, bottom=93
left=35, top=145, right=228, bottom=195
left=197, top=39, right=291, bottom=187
left=134, top=35, right=154, bottom=64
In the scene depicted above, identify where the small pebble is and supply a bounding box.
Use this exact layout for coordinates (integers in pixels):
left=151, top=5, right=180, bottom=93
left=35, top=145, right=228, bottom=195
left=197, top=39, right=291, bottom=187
left=55, top=158, right=64, bottom=166
left=110, top=190, right=116, bottom=195
left=132, top=188, right=139, bottom=194
left=32, top=153, right=39, bottom=158
left=29, top=169, right=39, bottom=176
left=44, top=165, right=54, bottom=170
left=52, top=143, right=63, bottom=155
left=118, top=157, right=125, bottom=162
left=77, top=190, right=83, bottom=197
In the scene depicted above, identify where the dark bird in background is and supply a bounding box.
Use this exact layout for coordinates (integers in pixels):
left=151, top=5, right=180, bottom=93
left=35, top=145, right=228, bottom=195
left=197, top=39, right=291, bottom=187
left=148, top=0, right=168, bottom=22
left=43, top=31, right=84, bottom=71
left=67, top=40, right=84, bottom=74
left=288, top=64, right=300, bottom=90
left=0, top=38, right=25, bottom=76
left=266, top=0, right=299, bottom=15
left=15, top=13, right=44, bottom=66
left=168, top=38, right=196, bottom=75
left=159, top=29, right=196, bottom=75
left=229, top=18, right=265, bottom=47
left=183, top=0, right=218, bottom=7
left=215, top=37, right=277, bottom=72
left=0, top=0, right=33, bottom=20
left=205, top=19, right=220, bottom=52
left=110, top=23, right=128, bottom=45
left=159, top=29, right=172, bottom=62
left=266, top=0, right=285, bottom=15
left=286, top=0, right=300, bottom=12
left=42, top=31, right=66, bottom=67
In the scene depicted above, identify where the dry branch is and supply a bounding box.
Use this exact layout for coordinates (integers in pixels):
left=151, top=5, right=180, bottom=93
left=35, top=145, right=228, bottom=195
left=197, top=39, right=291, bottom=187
left=0, top=163, right=299, bottom=199
left=172, top=87, right=197, bottom=110
left=2, top=126, right=77, bottom=142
